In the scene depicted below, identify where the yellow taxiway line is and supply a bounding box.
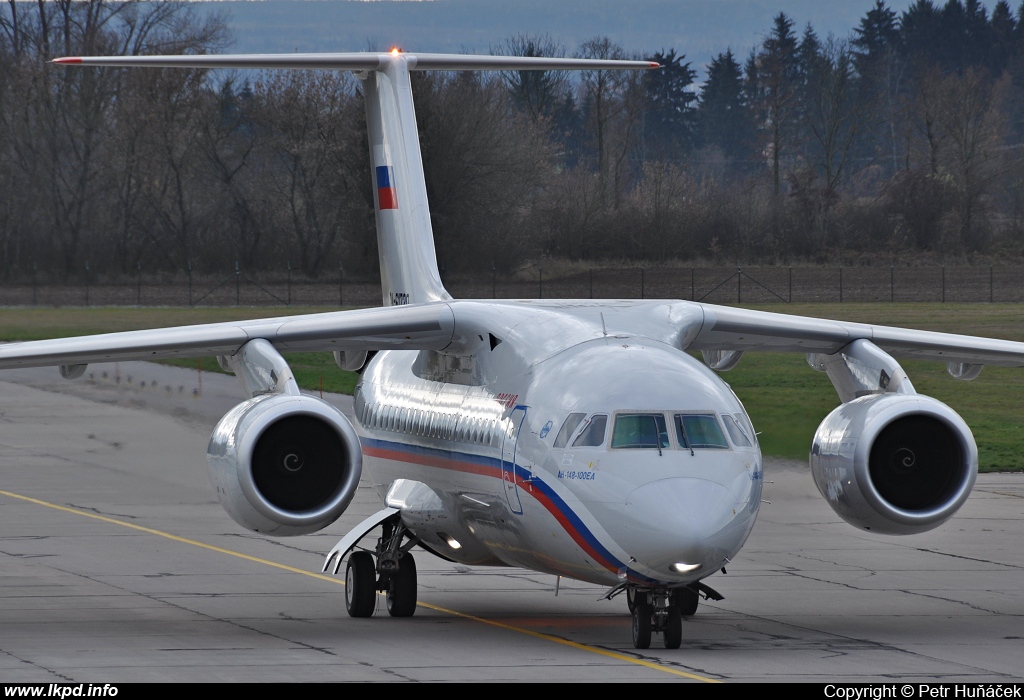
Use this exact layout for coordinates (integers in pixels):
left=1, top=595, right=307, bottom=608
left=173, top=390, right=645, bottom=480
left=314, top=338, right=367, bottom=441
left=0, top=488, right=721, bottom=683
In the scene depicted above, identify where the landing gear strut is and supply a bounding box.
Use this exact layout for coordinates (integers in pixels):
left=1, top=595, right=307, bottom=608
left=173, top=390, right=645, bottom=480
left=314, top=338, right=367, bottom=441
left=344, top=518, right=418, bottom=618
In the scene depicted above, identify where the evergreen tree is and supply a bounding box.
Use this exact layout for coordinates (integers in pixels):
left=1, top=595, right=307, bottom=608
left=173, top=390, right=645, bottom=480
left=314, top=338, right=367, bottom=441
left=854, top=1, right=905, bottom=177
left=989, top=0, right=1016, bottom=73
left=795, top=24, right=823, bottom=155
left=752, top=12, right=800, bottom=194
left=902, top=0, right=943, bottom=70
left=852, top=1, right=901, bottom=74
left=699, top=49, right=752, bottom=165
left=643, top=48, right=697, bottom=156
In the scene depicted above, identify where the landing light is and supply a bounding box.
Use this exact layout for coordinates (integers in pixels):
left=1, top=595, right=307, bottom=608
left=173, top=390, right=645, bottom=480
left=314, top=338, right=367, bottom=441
left=441, top=533, right=462, bottom=550
left=390, top=47, right=401, bottom=56
left=670, top=562, right=702, bottom=574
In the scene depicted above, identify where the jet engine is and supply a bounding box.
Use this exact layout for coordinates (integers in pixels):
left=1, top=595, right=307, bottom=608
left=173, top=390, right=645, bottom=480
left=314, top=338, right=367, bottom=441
left=207, top=394, right=362, bottom=536
left=809, top=394, right=977, bottom=535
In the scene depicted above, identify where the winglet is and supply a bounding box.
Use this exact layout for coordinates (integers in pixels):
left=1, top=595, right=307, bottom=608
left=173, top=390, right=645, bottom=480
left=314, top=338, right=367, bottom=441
left=51, top=57, right=82, bottom=64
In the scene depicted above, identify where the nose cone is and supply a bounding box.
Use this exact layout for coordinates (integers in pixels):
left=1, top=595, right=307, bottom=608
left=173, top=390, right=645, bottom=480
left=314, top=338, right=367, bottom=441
left=620, top=477, right=755, bottom=577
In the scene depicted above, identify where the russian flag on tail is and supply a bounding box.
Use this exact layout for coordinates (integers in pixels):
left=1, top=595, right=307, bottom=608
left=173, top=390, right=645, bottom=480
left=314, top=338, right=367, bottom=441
left=376, top=165, right=398, bottom=210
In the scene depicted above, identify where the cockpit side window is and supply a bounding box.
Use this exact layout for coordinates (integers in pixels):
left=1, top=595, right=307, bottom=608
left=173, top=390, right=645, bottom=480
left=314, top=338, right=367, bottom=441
left=554, top=412, right=587, bottom=448
left=675, top=414, right=729, bottom=449
left=736, top=412, right=758, bottom=447
left=722, top=414, right=752, bottom=447
left=572, top=414, right=608, bottom=447
left=611, top=414, right=670, bottom=449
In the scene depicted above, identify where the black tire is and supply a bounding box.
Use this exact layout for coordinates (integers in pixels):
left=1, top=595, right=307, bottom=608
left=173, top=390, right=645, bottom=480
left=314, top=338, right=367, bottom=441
left=673, top=586, right=699, bottom=616
left=626, top=587, right=639, bottom=614
left=345, top=551, right=376, bottom=618
left=386, top=552, right=417, bottom=617
left=632, top=602, right=652, bottom=650
left=664, top=605, right=682, bottom=649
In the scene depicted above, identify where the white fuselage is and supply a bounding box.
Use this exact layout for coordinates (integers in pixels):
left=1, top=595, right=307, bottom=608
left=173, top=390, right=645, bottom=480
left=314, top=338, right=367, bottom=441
left=353, top=299, right=763, bottom=587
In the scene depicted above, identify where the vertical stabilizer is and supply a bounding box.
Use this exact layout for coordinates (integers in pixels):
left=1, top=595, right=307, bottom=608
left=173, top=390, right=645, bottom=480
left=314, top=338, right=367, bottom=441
left=363, top=57, right=450, bottom=307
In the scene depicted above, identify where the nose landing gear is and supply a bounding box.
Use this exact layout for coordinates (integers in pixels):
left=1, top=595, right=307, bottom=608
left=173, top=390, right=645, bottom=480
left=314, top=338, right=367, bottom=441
left=630, top=591, right=683, bottom=649
left=620, top=583, right=723, bottom=649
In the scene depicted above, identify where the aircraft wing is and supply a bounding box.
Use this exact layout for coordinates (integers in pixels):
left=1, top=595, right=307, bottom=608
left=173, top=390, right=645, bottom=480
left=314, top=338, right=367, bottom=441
left=689, top=303, right=1024, bottom=367
left=0, top=303, right=455, bottom=370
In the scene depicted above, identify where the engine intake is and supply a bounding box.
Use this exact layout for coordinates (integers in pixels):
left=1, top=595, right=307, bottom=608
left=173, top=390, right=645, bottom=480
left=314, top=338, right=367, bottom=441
left=207, top=394, right=362, bottom=536
left=809, top=394, right=977, bottom=535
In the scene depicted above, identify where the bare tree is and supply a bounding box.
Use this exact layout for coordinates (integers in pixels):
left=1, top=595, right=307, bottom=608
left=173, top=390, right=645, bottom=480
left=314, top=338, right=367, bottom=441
left=0, top=0, right=228, bottom=276
left=251, top=70, right=363, bottom=277
left=493, top=33, right=570, bottom=123
left=415, top=70, right=553, bottom=271
left=938, top=69, right=1008, bottom=251
left=802, top=38, right=867, bottom=249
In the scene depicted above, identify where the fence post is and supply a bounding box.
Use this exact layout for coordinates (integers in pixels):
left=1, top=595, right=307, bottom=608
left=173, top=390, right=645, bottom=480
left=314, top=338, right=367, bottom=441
left=339, top=264, right=344, bottom=307
left=287, top=262, right=292, bottom=306
left=640, top=267, right=645, bottom=300
left=737, top=261, right=741, bottom=304
left=839, top=266, right=843, bottom=303
left=84, top=261, right=90, bottom=307
left=235, top=261, right=240, bottom=306
left=32, top=262, right=37, bottom=306
left=788, top=266, right=792, bottom=303
left=941, top=263, right=945, bottom=303
left=590, top=268, right=594, bottom=299
left=136, top=261, right=142, bottom=306
left=187, top=262, right=193, bottom=306
left=890, top=262, right=894, bottom=303
left=691, top=267, right=695, bottom=301
left=990, top=264, right=994, bottom=303
left=538, top=266, right=543, bottom=299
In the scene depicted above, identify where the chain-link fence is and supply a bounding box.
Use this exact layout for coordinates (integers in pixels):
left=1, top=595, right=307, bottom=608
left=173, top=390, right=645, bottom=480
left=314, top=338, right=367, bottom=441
left=2, top=263, right=1021, bottom=307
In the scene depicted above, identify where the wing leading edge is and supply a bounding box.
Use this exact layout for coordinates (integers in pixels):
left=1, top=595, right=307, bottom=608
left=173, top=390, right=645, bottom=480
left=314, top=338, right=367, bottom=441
left=689, top=303, right=1024, bottom=367
left=0, top=303, right=456, bottom=370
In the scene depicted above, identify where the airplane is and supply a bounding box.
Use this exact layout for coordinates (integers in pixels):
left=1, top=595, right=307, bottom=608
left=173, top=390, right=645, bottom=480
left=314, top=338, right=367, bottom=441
left=3, top=49, right=1022, bottom=650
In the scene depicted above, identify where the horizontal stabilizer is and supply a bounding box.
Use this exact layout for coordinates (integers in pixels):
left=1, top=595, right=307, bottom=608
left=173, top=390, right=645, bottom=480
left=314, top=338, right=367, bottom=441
left=52, top=52, right=659, bottom=72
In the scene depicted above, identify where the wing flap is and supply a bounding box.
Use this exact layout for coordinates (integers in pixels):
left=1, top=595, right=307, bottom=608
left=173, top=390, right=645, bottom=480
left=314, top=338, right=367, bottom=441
left=0, top=304, right=455, bottom=370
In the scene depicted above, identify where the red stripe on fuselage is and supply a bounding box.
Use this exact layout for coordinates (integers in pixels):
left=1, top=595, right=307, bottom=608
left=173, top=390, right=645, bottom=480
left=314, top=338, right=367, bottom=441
left=363, top=445, right=497, bottom=478
left=363, top=442, right=621, bottom=575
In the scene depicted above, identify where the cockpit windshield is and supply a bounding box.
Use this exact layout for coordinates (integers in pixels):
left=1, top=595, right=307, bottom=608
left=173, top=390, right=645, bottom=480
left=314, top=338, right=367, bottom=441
left=675, top=413, right=729, bottom=449
left=611, top=414, right=670, bottom=449
left=559, top=410, right=748, bottom=452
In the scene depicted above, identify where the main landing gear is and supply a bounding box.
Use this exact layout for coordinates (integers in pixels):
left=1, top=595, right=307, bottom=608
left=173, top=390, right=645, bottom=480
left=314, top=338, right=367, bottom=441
left=344, top=518, right=418, bottom=618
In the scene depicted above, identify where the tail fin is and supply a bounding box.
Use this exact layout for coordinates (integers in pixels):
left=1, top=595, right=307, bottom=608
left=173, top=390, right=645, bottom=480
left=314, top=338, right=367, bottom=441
left=54, top=52, right=657, bottom=306
left=363, top=57, right=449, bottom=306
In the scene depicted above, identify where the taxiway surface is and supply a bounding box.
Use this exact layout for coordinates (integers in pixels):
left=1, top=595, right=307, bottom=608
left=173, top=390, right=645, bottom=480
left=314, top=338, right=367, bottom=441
left=0, top=362, right=1021, bottom=682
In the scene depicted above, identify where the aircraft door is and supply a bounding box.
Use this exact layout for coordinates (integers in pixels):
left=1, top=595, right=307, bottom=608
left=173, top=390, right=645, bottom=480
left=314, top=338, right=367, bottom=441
left=501, top=406, right=527, bottom=515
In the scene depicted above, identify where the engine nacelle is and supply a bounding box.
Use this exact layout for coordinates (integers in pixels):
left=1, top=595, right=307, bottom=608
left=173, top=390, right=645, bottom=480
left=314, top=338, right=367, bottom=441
left=207, top=394, right=362, bottom=536
left=809, top=394, right=977, bottom=535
